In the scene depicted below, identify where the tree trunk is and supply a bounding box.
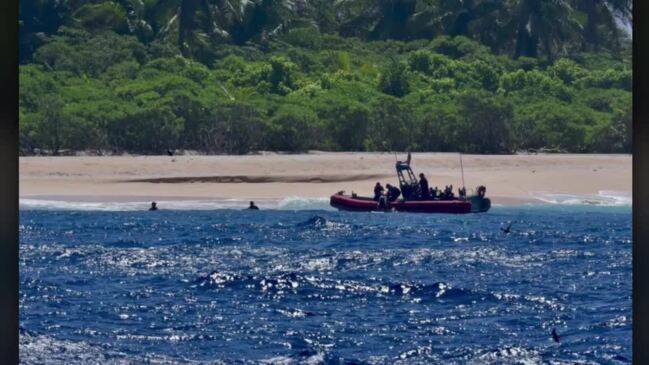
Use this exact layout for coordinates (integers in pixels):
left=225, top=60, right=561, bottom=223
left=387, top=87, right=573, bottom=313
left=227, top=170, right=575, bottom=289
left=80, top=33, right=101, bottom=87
left=513, top=0, right=532, bottom=58
left=179, top=0, right=200, bottom=57
left=583, top=0, right=599, bottom=51
left=51, top=118, right=60, bottom=156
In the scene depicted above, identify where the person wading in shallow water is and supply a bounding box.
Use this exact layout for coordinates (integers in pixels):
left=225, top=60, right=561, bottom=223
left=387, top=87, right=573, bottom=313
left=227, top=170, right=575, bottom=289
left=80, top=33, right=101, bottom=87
left=248, top=201, right=259, bottom=210
left=149, top=202, right=158, bottom=211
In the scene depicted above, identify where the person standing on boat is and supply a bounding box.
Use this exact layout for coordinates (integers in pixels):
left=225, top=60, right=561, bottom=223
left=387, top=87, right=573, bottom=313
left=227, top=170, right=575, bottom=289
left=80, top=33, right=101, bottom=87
left=419, top=173, right=429, bottom=200
left=386, top=184, right=401, bottom=202
left=373, top=182, right=385, bottom=201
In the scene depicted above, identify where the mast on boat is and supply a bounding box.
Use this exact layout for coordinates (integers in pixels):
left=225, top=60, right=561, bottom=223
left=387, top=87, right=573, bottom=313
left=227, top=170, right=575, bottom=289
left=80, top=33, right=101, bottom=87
left=459, top=153, right=466, bottom=190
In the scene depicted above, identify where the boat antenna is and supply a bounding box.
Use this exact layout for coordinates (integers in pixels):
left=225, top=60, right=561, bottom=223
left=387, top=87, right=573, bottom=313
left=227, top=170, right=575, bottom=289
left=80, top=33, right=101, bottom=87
left=459, top=153, right=466, bottom=189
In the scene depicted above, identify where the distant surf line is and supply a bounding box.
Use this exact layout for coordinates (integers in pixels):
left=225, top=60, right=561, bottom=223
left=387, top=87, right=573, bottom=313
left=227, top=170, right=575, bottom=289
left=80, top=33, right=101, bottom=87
left=19, top=191, right=631, bottom=212
left=19, top=197, right=334, bottom=212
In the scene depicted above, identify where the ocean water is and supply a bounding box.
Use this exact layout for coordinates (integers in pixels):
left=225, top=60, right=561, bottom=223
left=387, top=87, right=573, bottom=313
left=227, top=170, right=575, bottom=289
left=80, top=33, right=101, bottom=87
left=20, top=204, right=631, bottom=364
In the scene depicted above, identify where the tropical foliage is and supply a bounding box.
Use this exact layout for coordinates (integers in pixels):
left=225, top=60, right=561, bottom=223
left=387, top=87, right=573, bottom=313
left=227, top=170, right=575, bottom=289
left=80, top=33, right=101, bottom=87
left=19, top=0, right=631, bottom=154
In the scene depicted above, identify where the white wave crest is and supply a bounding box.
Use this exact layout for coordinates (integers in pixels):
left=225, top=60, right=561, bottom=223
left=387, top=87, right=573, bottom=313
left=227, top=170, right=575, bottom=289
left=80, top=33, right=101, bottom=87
left=20, top=196, right=335, bottom=212
left=529, top=191, right=631, bottom=207
left=276, top=196, right=332, bottom=210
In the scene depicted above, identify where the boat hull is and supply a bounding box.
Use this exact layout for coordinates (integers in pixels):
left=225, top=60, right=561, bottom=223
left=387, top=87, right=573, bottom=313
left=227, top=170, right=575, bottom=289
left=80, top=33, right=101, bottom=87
left=330, top=194, right=488, bottom=214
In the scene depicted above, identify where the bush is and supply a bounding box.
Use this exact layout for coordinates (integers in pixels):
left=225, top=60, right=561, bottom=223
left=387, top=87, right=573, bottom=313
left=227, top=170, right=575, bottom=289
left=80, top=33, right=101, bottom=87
left=499, top=69, right=573, bottom=101
left=576, top=88, right=630, bottom=113
left=578, top=68, right=632, bottom=91
left=203, top=102, right=268, bottom=154
left=429, top=36, right=490, bottom=59
left=72, top=2, right=129, bottom=34
left=334, top=104, right=371, bottom=151
left=415, top=103, right=461, bottom=151
left=429, top=54, right=455, bottom=78
left=269, top=106, right=319, bottom=152
left=469, top=60, right=501, bottom=92
left=548, top=58, right=586, bottom=85
left=408, top=50, right=432, bottom=74
left=453, top=90, right=513, bottom=154
left=512, top=100, right=597, bottom=152
left=281, top=27, right=322, bottom=49
left=267, top=56, right=298, bottom=95
left=587, top=109, right=631, bottom=153
left=367, top=97, right=415, bottom=151
left=34, top=31, right=146, bottom=76
left=378, top=61, right=410, bottom=97
left=107, top=106, right=183, bottom=153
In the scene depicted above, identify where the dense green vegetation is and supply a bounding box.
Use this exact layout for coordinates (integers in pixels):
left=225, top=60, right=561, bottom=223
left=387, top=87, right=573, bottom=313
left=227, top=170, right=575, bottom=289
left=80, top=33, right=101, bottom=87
left=19, top=0, right=632, bottom=155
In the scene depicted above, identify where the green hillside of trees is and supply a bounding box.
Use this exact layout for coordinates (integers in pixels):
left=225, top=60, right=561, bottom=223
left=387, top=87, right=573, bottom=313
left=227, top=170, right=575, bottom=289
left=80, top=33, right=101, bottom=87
left=19, top=0, right=632, bottom=155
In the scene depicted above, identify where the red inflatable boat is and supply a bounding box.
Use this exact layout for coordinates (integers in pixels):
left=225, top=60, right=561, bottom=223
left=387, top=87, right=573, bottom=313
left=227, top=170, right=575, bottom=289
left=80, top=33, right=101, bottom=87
left=330, top=193, right=474, bottom=213
left=329, top=153, right=491, bottom=214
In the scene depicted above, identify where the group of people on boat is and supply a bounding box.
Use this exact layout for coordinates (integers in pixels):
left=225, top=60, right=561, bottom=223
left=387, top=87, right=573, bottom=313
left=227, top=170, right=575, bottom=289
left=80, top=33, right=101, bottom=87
left=374, top=182, right=401, bottom=209
left=374, top=182, right=402, bottom=202
left=434, top=185, right=462, bottom=200
left=372, top=172, right=469, bottom=203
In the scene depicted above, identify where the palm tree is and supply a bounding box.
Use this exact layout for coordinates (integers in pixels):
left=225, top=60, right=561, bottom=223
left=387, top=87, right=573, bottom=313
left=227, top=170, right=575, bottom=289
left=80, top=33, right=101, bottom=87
left=509, top=0, right=581, bottom=60
left=336, top=0, right=419, bottom=40
left=126, top=0, right=247, bottom=57
left=575, top=0, right=631, bottom=51
left=20, top=0, right=73, bottom=62
left=410, top=0, right=511, bottom=51
left=121, top=0, right=304, bottom=57
left=229, top=0, right=311, bottom=44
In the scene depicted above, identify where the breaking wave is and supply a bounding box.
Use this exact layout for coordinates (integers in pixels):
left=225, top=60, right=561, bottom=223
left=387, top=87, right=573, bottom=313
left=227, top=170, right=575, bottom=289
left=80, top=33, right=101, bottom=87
left=19, top=196, right=333, bottom=212
left=529, top=191, right=631, bottom=206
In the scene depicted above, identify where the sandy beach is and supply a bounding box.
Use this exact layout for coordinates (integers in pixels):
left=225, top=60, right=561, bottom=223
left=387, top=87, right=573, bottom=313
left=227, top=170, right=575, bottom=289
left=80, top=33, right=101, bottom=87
left=19, top=152, right=631, bottom=205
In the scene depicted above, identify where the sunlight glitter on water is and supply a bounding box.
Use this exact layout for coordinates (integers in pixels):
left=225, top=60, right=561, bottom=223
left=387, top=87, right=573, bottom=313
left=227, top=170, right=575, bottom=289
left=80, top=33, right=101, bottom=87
left=20, top=207, right=631, bottom=364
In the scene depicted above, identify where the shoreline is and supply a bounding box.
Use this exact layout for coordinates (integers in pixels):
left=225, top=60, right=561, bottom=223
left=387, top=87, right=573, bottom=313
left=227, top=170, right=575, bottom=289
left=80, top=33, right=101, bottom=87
left=18, top=194, right=631, bottom=212
left=20, top=153, right=631, bottom=208
left=19, top=194, right=541, bottom=205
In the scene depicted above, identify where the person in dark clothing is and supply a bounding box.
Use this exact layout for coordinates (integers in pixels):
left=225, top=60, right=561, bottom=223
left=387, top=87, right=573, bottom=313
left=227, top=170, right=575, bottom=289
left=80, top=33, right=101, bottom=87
left=377, top=194, right=388, bottom=210
left=373, top=182, right=385, bottom=201
left=419, top=173, right=429, bottom=200
left=248, top=201, right=259, bottom=210
left=149, top=202, right=158, bottom=211
left=458, top=186, right=466, bottom=198
left=386, top=184, right=401, bottom=202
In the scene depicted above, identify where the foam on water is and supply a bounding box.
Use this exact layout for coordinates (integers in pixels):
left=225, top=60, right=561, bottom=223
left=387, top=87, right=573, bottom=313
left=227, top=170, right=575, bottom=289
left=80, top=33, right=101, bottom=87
left=529, top=191, right=631, bottom=206
left=20, top=196, right=334, bottom=212
left=21, top=190, right=632, bottom=212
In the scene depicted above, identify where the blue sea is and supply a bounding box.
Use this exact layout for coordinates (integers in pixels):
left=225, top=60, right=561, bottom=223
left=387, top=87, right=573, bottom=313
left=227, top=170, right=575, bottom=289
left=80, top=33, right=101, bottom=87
left=19, top=203, right=632, bottom=364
